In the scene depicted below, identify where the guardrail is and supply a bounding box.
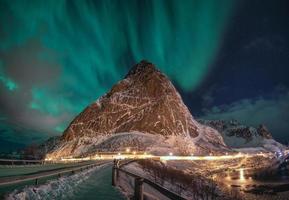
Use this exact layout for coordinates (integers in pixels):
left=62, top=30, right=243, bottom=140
left=112, top=160, right=186, bottom=200
left=0, top=161, right=108, bottom=186
left=0, top=159, right=45, bottom=165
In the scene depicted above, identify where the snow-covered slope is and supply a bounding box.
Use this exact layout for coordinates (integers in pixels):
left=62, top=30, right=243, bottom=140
left=45, top=61, right=227, bottom=159
left=198, top=119, right=285, bottom=152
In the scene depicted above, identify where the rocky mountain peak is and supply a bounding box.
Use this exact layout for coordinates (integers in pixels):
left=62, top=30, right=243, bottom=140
left=46, top=61, right=226, bottom=158
left=62, top=60, right=198, bottom=141
left=125, top=60, right=158, bottom=78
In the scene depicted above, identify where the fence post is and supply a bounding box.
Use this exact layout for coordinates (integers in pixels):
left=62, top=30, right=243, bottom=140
left=134, top=177, right=144, bottom=200
left=112, top=159, right=118, bottom=186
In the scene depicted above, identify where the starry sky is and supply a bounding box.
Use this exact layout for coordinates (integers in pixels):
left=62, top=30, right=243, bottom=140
left=0, top=0, right=288, bottom=152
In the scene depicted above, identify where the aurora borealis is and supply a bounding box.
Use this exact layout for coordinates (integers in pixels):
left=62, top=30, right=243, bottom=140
left=1, top=0, right=289, bottom=151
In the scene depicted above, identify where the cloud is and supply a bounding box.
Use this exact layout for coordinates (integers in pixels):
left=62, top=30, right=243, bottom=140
left=0, top=38, right=74, bottom=146
left=201, top=89, right=289, bottom=142
left=1, top=39, right=60, bottom=88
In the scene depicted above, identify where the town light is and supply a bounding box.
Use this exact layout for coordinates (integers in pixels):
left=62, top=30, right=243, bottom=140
left=133, top=151, right=136, bottom=155
left=126, top=148, right=130, bottom=153
left=169, top=152, right=173, bottom=156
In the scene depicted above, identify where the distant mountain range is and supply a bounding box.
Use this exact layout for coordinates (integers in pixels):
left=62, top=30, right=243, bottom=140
left=198, top=119, right=285, bottom=152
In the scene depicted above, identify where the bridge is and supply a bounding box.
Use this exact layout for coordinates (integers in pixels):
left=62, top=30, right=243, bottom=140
left=0, top=158, right=186, bottom=199
left=0, top=160, right=123, bottom=199
left=0, top=160, right=109, bottom=186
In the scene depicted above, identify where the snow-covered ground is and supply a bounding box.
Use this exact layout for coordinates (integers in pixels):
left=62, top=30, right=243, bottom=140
left=46, top=129, right=230, bottom=160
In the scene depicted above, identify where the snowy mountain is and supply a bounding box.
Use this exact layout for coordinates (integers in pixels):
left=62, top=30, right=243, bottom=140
left=198, top=119, right=285, bottom=152
left=45, top=61, right=227, bottom=159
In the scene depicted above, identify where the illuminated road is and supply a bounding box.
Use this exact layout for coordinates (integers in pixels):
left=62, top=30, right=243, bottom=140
left=46, top=151, right=273, bottom=163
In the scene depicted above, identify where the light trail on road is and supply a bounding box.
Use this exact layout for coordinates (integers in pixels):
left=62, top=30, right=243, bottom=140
left=45, top=151, right=273, bottom=163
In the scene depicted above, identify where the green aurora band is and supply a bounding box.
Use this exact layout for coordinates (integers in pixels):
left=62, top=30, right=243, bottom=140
left=0, top=0, right=235, bottom=143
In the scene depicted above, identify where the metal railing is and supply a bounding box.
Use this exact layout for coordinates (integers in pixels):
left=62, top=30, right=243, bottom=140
left=112, top=160, right=186, bottom=200
left=0, top=159, right=45, bottom=165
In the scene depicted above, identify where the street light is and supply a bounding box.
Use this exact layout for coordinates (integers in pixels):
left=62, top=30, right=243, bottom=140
left=169, top=152, right=173, bottom=156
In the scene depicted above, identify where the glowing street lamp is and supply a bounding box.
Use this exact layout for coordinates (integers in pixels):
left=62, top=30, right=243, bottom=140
left=169, top=152, right=173, bottom=156
left=133, top=151, right=136, bottom=155
left=126, top=148, right=130, bottom=153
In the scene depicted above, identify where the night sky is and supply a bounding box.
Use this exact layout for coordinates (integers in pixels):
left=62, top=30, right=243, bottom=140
left=0, top=0, right=288, bottom=152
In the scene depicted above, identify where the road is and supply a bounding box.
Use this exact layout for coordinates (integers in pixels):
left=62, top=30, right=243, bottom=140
left=0, top=161, right=125, bottom=199
left=0, top=161, right=108, bottom=186
left=66, top=165, right=125, bottom=200
left=51, top=151, right=275, bottom=162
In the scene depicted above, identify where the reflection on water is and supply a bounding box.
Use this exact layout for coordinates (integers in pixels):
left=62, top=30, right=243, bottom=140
left=239, top=168, right=245, bottom=181
left=224, top=168, right=247, bottom=184
left=220, top=167, right=289, bottom=199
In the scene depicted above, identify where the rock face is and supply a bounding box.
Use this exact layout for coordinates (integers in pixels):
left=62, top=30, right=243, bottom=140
left=46, top=61, right=226, bottom=158
left=62, top=60, right=199, bottom=141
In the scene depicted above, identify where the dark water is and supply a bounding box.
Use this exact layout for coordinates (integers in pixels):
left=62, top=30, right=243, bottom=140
left=217, top=167, right=289, bottom=200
